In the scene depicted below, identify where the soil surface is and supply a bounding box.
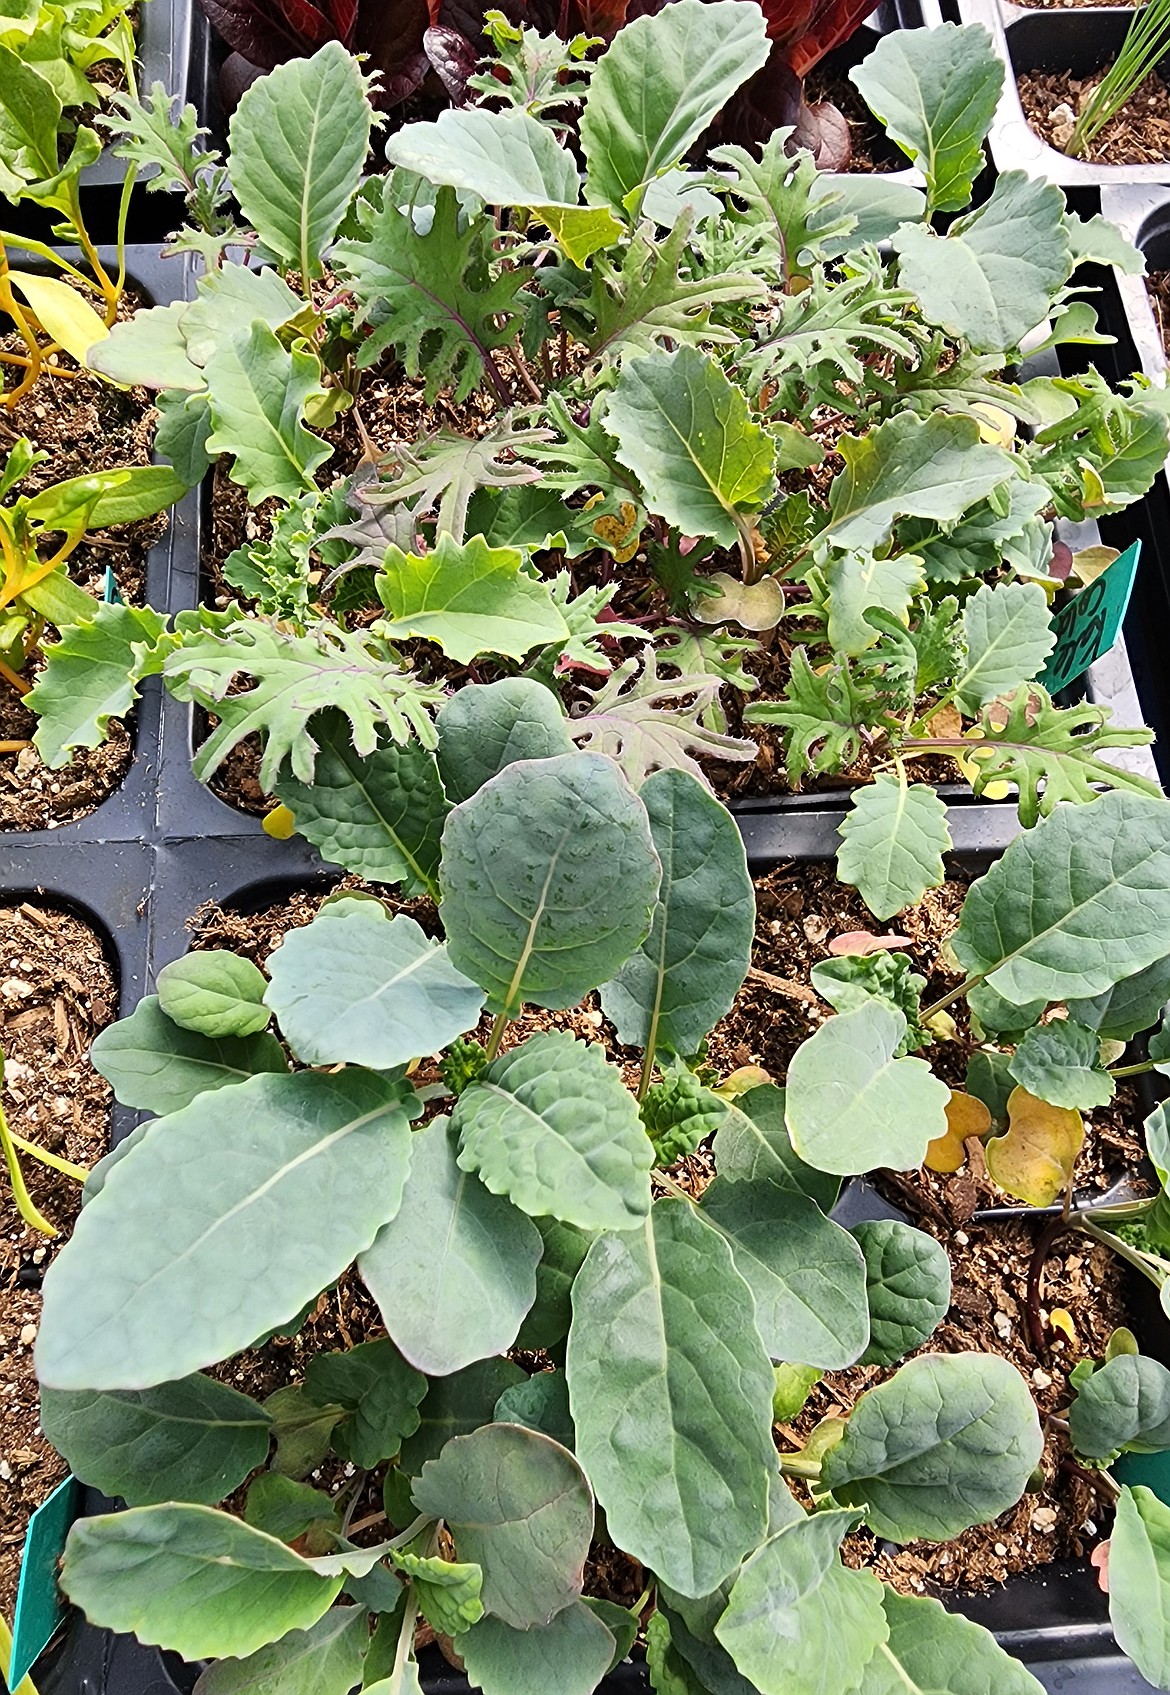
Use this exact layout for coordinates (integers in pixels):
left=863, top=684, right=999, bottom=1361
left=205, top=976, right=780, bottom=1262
left=0, top=308, right=162, bottom=831
left=185, top=859, right=1149, bottom=1602
left=803, top=62, right=906, bottom=171
left=0, top=903, right=115, bottom=1620
left=1018, top=65, right=1170, bottom=162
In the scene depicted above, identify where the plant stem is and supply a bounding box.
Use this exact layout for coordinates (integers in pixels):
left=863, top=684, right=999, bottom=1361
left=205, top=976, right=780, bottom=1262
left=0, top=1095, right=55, bottom=1237
left=638, top=1041, right=657, bottom=1101
left=921, top=975, right=984, bottom=1020
left=1079, top=1217, right=1170, bottom=1285
left=1109, top=1059, right=1157, bottom=1079
left=778, top=1454, right=822, bottom=1481
left=0, top=656, right=29, bottom=697
left=8, top=1130, right=86, bottom=1182
left=484, top=1012, right=509, bottom=1063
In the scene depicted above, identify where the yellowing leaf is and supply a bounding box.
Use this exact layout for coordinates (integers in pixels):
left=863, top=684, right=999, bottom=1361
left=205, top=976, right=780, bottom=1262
left=263, top=803, right=296, bottom=840
left=1049, top=1308, right=1077, bottom=1342
left=955, top=737, right=1012, bottom=802
left=693, top=571, right=785, bottom=632
left=713, top=1064, right=771, bottom=1099
left=924, top=1009, right=958, bottom=1042
left=985, top=1085, right=1084, bottom=1207
left=924, top=1088, right=991, bottom=1173
left=591, top=500, right=641, bottom=564
left=9, top=271, right=109, bottom=365
left=971, top=402, right=1016, bottom=449
left=303, top=387, right=352, bottom=428
left=1070, top=545, right=1119, bottom=589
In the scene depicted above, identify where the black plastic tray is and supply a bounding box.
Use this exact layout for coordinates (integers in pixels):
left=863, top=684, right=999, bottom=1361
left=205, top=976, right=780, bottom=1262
left=956, top=0, right=1170, bottom=187
left=83, top=0, right=210, bottom=188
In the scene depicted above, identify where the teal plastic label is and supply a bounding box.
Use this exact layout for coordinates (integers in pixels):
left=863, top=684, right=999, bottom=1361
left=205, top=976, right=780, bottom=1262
left=8, top=1475, right=79, bottom=1690
left=1038, top=539, right=1142, bottom=696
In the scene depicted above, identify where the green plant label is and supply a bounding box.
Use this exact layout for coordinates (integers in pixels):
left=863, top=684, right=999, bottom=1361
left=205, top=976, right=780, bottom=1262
left=9, top=1474, right=80, bottom=1688
left=1038, top=539, right=1141, bottom=694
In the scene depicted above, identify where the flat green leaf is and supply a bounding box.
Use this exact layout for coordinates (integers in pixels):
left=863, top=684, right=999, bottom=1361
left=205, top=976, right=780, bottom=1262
left=265, top=1384, right=342, bottom=1480
left=40, top=1376, right=271, bottom=1508
left=360, top=1116, right=542, bottom=1375
left=811, top=953, right=929, bottom=1055
left=274, top=710, right=447, bottom=898
left=229, top=41, right=374, bottom=278
left=90, top=997, right=287, bottom=1115
left=88, top=299, right=203, bottom=390
left=715, top=1511, right=887, bottom=1695
left=1008, top=1018, right=1113, bottom=1111
left=1069, top=1354, right=1170, bottom=1459
left=699, top=1177, right=869, bottom=1368
left=398, top=1358, right=525, bottom=1475
left=849, top=22, right=1003, bottom=212
left=36, top=1069, right=413, bottom=1390
left=244, top=1474, right=339, bottom=1542
left=852, top=1219, right=951, bottom=1367
left=460, top=1601, right=616, bottom=1695
left=60, top=1506, right=343, bottom=1660
left=412, top=1423, right=593, bottom=1628
left=1066, top=211, right=1145, bottom=276
left=606, top=346, right=775, bottom=548
left=712, top=1082, right=841, bottom=1212
left=156, top=951, right=270, bottom=1040
left=1068, top=954, right=1170, bottom=1041
left=264, top=899, right=484, bottom=1069
left=599, top=769, right=754, bottom=1057
left=0, top=40, right=66, bottom=183
left=895, top=173, right=1071, bottom=355
left=495, top=1371, right=574, bottom=1452
left=453, top=1030, right=653, bottom=1231
left=203, top=322, right=331, bottom=504
left=654, top=1593, right=756, bottom=1695
left=785, top=1004, right=950, bottom=1175
left=952, top=791, right=1170, bottom=1005
left=436, top=678, right=573, bottom=805
left=826, top=552, right=924, bottom=657
left=956, top=581, right=1055, bottom=717
left=181, top=266, right=304, bottom=368
left=27, top=603, right=178, bottom=770
left=193, top=1604, right=368, bottom=1695
left=388, top=1549, right=483, bottom=1635
left=580, top=0, right=769, bottom=216
left=385, top=106, right=582, bottom=208
left=567, top=1199, right=774, bottom=1598
left=304, top=1338, right=426, bottom=1467
left=516, top=1217, right=595, bottom=1351
left=440, top=751, right=661, bottom=1017
left=837, top=776, right=951, bottom=921
left=376, top=535, right=568, bottom=663
left=821, top=1352, right=1043, bottom=1541
left=824, top=412, right=1016, bottom=553
left=1109, top=1485, right=1170, bottom=1688
left=854, top=1589, right=1046, bottom=1694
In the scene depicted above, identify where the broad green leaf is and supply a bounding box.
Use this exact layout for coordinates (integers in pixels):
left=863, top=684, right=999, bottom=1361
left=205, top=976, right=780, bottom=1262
left=88, top=299, right=203, bottom=390
left=60, top=1506, right=343, bottom=1659
left=965, top=1050, right=1016, bottom=1123
left=359, top=1116, right=542, bottom=1375
left=849, top=22, right=1003, bottom=212
left=715, top=1511, right=886, bottom=1695
left=460, top=1601, right=616, bottom=1695
left=27, top=603, right=178, bottom=770
left=440, top=751, right=661, bottom=1017
left=412, top=1424, right=593, bottom=1628
left=599, top=769, right=754, bottom=1057
left=1069, top=954, right=1170, bottom=1041
left=952, top=791, right=1170, bottom=1004
left=1069, top=1354, right=1170, bottom=1460
left=182, top=266, right=304, bottom=367
left=388, top=1549, right=483, bottom=1635
left=203, top=322, right=331, bottom=504
left=244, top=1473, right=339, bottom=1542
left=274, top=709, right=448, bottom=897
left=811, top=953, right=929, bottom=1054
left=264, top=899, right=484, bottom=1069
left=606, top=347, right=775, bottom=548
left=386, top=106, right=582, bottom=207
left=376, top=535, right=568, bottom=663
left=837, top=776, right=951, bottom=921
left=90, top=997, right=287, bottom=1114
left=821, top=1352, right=1043, bottom=1540
left=785, top=1004, right=950, bottom=1175
left=712, top=1082, right=841, bottom=1211
left=304, top=1338, right=426, bottom=1467
left=495, top=1370, right=574, bottom=1452
left=1008, top=1018, right=1113, bottom=1110
left=156, top=390, right=214, bottom=485
left=895, top=173, right=1071, bottom=355
left=580, top=0, right=769, bottom=216
left=36, top=1070, right=413, bottom=1390
left=655, top=1592, right=756, bottom=1695
left=436, top=678, right=573, bottom=804
left=567, top=1199, right=774, bottom=1598
left=852, top=1220, right=951, bottom=1367
left=826, top=551, right=924, bottom=657
left=265, top=1384, right=342, bottom=1480
left=699, top=1177, right=869, bottom=1368
left=398, top=1358, right=525, bottom=1475
left=812, top=175, right=928, bottom=253
left=156, top=951, right=270, bottom=1040
left=193, top=1604, right=368, bottom=1695
left=40, top=1376, right=271, bottom=1508
left=955, top=581, right=1055, bottom=716
left=1066, top=211, right=1145, bottom=276
left=0, top=41, right=65, bottom=184
left=229, top=42, right=374, bottom=278
left=541, top=203, right=625, bottom=265
left=453, top=1030, right=653, bottom=1231
left=1109, top=1486, right=1170, bottom=1688
left=824, top=412, right=1015, bottom=553
left=516, top=1217, right=596, bottom=1351
left=855, top=1589, right=1046, bottom=1694
left=986, top=1086, right=1084, bottom=1208
left=1148, top=1103, right=1170, bottom=1188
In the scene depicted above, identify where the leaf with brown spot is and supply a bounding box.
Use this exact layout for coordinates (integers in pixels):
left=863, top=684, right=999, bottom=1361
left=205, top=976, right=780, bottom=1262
left=985, top=1085, right=1084, bottom=1207
left=924, top=1089, right=990, bottom=1173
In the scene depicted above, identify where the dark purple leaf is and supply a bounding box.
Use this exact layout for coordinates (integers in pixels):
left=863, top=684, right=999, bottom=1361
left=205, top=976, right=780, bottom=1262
left=424, top=23, right=477, bottom=102
left=197, top=0, right=310, bottom=67
left=707, top=42, right=801, bottom=148
left=357, top=0, right=432, bottom=103
left=219, top=49, right=267, bottom=108
left=793, top=97, right=850, bottom=168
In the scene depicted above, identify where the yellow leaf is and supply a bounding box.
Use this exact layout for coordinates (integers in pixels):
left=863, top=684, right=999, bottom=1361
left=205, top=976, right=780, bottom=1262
left=262, top=803, right=296, bottom=840
left=923, top=1009, right=958, bottom=1042
left=713, top=1064, right=771, bottom=1099
left=1070, top=545, right=1119, bottom=589
left=539, top=203, right=624, bottom=266
left=8, top=271, right=109, bottom=365
left=592, top=500, right=641, bottom=564
left=1049, top=1308, right=1077, bottom=1342
left=985, top=1085, right=1084, bottom=1208
left=924, top=1089, right=991, bottom=1173
left=971, top=402, right=1016, bottom=449
left=954, top=738, right=1011, bottom=802
left=303, top=387, right=351, bottom=428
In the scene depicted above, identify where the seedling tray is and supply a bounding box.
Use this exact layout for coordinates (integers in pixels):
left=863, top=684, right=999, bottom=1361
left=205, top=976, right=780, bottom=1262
left=956, top=0, right=1170, bottom=186
left=82, top=0, right=210, bottom=188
